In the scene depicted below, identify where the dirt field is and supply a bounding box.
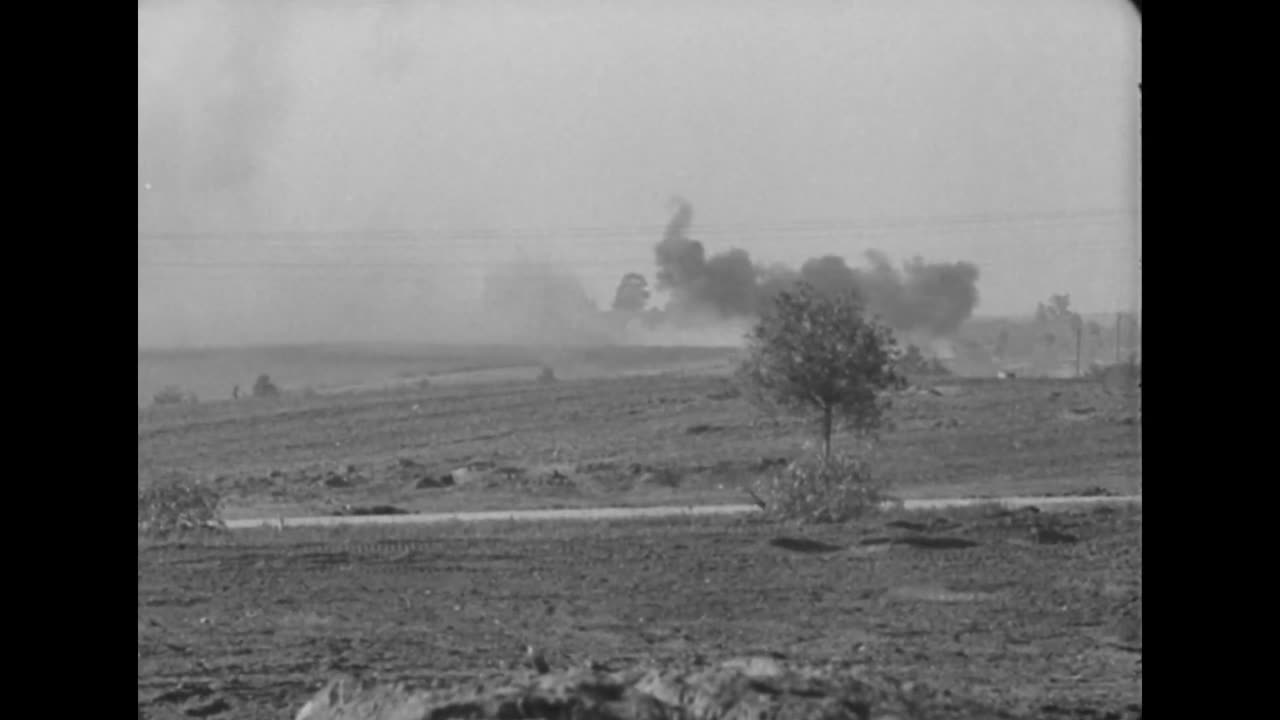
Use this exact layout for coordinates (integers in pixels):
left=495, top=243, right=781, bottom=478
left=139, top=368, right=1140, bottom=519
left=138, top=504, right=1142, bottom=720
left=138, top=344, right=740, bottom=407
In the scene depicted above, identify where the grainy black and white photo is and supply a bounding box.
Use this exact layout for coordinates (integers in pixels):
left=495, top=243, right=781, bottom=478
left=138, top=1, right=1141, bottom=718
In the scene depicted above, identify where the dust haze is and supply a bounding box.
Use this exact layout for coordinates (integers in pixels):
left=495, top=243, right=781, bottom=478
left=139, top=0, right=1139, bottom=350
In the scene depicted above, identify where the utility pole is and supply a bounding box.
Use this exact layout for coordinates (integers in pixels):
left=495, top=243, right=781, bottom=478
left=1115, top=312, right=1122, bottom=364
left=1075, top=318, right=1083, bottom=378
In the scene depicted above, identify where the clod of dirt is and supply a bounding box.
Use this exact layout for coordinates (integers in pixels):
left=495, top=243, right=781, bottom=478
left=1049, top=486, right=1116, bottom=498
left=577, top=460, right=619, bottom=474
left=448, top=467, right=478, bottom=485
left=537, top=468, right=574, bottom=486
left=1061, top=406, right=1098, bottom=421
left=415, top=475, right=454, bottom=489
left=331, top=504, right=410, bottom=517
left=768, top=537, right=845, bottom=554
left=184, top=697, right=232, bottom=717
left=884, top=520, right=928, bottom=532
left=884, top=517, right=962, bottom=534
left=638, top=468, right=682, bottom=488
left=525, top=645, right=551, bottom=674
left=1030, top=527, right=1080, bottom=545
left=390, top=457, right=455, bottom=489
left=293, top=658, right=1015, bottom=720
left=1113, top=608, right=1143, bottom=647
left=152, top=684, right=215, bottom=705
left=719, top=656, right=787, bottom=678
left=686, top=424, right=722, bottom=435
left=893, top=535, right=981, bottom=550
left=755, top=457, right=789, bottom=472
left=705, top=385, right=741, bottom=401
left=889, top=585, right=999, bottom=603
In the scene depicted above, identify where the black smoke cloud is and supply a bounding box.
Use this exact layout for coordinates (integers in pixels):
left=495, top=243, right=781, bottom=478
left=648, top=198, right=981, bottom=336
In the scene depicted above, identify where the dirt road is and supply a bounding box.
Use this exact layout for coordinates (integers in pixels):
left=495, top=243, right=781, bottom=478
left=226, top=493, right=1141, bottom=529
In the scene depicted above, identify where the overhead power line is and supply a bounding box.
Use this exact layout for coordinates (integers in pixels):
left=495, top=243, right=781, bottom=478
left=138, top=208, right=1138, bottom=248
left=139, top=236, right=1136, bottom=273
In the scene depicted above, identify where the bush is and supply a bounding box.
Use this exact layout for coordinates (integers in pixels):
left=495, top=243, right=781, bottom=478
left=537, top=366, right=558, bottom=383
left=152, top=385, right=186, bottom=406
left=138, top=472, right=227, bottom=538
left=747, top=450, right=900, bottom=524
left=253, top=374, right=280, bottom=398
left=1086, top=358, right=1142, bottom=392
left=896, top=345, right=951, bottom=376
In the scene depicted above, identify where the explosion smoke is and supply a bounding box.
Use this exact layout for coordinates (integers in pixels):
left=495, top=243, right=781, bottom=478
left=480, top=259, right=613, bottom=346
left=643, top=198, right=981, bottom=336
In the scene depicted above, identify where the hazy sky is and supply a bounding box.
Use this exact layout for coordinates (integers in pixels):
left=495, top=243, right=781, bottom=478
left=138, top=0, right=1140, bottom=348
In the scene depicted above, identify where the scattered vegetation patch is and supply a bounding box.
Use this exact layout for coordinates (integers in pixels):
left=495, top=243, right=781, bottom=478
left=330, top=504, right=411, bottom=517
left=747, top=451, right=899, bottom=524
left=705, top=382, right=742, bottom=401
left=138, top=471, right=227, bottom=538
left=893, top=535, right=981, bottom=550
left=767, top=536, right=846, bottom=554
left=152, top=385, right=197, bottom=407
left=253, top=374, right=281, bottom=398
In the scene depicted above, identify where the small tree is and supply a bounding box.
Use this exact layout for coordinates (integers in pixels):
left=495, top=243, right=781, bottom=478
left=611, top=272, right=650, bottom=313
left=736, top=283, right=903, bottom=461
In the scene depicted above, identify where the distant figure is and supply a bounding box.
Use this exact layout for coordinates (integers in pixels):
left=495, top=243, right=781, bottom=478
left=232, top=385, right=240, bottom=400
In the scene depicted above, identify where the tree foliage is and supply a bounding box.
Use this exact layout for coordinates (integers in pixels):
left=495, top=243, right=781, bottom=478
left=1036, top=293, right=1083, bottom=334
left=897, top=344, right=950, bottom=376
left=611, top=272, right=650, bottom=313
left=736, top=283, right=903, bottom=460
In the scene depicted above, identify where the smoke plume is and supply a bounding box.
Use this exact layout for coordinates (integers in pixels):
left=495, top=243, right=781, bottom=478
left=645, top=198, right=981, bottom=336
left=479, top=259, right=613, bottom=347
